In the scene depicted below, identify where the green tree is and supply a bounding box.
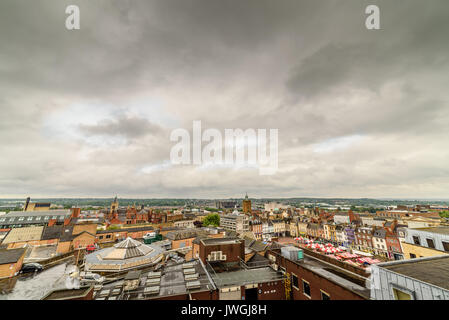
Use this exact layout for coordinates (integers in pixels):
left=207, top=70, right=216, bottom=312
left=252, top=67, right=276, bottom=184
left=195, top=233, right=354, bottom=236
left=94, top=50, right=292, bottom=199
left=203, top=213, right=220, bottom=227
left=439, top=211, right=449, bottom=218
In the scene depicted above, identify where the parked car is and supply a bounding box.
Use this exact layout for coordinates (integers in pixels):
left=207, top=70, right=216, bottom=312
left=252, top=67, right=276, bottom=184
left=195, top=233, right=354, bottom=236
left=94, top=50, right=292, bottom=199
left=86, top=244, right=96, bottom=253
left=20, top=263, right=43, bottom=274
left=80, top=272, right=105, bottom=286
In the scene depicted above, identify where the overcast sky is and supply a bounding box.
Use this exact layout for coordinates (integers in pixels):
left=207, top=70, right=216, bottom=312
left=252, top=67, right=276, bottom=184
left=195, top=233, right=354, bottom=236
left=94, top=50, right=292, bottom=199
left=1, top=0, right=448, bottom=199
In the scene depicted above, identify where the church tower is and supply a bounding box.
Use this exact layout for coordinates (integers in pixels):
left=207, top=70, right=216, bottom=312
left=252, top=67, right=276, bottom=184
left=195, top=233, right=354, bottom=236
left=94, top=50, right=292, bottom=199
left=111, top=196, right=119, bottom=213
left=242, top=193, right=252, bottom=214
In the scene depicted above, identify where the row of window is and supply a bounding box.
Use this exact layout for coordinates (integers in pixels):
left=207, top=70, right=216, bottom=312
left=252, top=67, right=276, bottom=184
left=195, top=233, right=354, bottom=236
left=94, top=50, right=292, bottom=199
left=412, top=235, right=449, bottom=251
left=0, top=215, right=63, bottom=222
left=291, top=273, right=330, bottom=300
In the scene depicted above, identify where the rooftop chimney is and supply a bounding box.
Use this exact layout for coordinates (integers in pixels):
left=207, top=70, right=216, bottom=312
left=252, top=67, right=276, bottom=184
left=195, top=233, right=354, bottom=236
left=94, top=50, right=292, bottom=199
left=24, top=197, right=31, bottom=211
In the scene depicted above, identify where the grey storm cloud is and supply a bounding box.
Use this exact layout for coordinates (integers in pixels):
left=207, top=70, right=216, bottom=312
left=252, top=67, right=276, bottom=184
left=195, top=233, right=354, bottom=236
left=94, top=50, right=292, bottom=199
left=79, top=115, right=163, bottom=139
left=0, top=0, right=449, bottom=198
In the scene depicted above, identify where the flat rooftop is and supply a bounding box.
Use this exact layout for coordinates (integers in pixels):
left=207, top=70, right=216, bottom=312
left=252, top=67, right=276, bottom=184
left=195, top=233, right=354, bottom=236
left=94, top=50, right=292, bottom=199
left=200, top=237, right=241, bottom=245
left=300, top=255, right=370, bottom=298
left=211, top=267, right=283, bottom=288
left=379, top=255, right=449, bottom=290
left=42, top=286, right=93, bottom=300
left=98, top=259, right=215, bottom=300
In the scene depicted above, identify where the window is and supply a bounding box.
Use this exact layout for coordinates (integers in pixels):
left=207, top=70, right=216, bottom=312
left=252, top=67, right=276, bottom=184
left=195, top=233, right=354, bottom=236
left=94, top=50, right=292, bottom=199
left=320, top=290, right=330, bottom=300
left=292, top=274, right=299, bottom=289
left=409, top=253, right=416, bottom=258
left=35, top=216, right=41, bottom=221
left=426, top=238, right=435, bottom=249
left=412, top=236, right=420, bottom=245
left=27, top=217, right=33, bottom=221
left=0, top=218, right=5, bottom=222
left=44, top=216, right=49, bottom=220
left=106, top=235, right=111, bottom=239
left=52, top=216, right=57, bottom=220
left=9, top=218, right=15, bottom=222
left=393, top=288, right=412, bottom=300
left=442, top=241, right=449, bottom=252
left=18, top=217, right=24, bottom=221
left=302, top=279, right=311, bottom=298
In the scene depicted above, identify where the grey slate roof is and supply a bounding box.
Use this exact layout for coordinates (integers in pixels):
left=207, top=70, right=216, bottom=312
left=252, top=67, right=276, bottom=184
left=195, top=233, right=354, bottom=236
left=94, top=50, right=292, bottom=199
left=243, top=236, right=268, bottom=252
left=41, top=225, right=64, bottom=240
left=2, top=210, right=70, bottom=218
left=60, top=226, right=75, bottom=242
left=0, top=248, right=26, bottom=264
left=373, top=228, right=386, bottom=238
left=0, top=210, right=70, bottom=226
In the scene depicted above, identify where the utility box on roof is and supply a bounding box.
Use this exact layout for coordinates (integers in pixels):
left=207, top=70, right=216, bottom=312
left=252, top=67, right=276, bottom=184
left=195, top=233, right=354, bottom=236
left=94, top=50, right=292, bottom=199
left=281, top=246, right=303, bottom=262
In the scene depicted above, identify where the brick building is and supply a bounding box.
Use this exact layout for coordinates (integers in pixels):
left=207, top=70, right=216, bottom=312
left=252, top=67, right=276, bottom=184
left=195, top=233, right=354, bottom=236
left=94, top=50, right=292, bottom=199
left=266, top=244, right=370, bottom=300
left=0, top=248, right=26, bottom=279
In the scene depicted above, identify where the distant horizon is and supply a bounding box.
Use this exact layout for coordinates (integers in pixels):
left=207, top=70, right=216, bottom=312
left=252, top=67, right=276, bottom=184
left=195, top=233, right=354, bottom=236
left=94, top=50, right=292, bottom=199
left=1, top=196, right=449, bottom=202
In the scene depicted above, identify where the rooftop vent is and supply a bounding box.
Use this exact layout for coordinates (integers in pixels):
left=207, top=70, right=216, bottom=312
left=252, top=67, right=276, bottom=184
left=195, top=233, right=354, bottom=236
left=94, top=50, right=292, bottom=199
left=185, top=273, right=199, bottom=281
left=147, top=271, right=162, bottom=279
left=183, top=262, right=195, bottom=269
left=186, top=280, right=201, bottom=289
left=144, top=286, right=160, bottom=294
left=183, top=268, right=196, bottom=275
left=146, top=277, right=161, bottom=286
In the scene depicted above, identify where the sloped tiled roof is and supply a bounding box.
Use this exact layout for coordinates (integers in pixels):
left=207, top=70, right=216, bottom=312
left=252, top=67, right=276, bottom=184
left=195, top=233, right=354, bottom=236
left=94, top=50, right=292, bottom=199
left=267, top=242, right=283, bottom=251
left=0, top=248, right=26, bottom=264
left=2, top=226, right=44, bottom=244
left=41, top=225, right=63, bottom=240
left=373, top=228, right=386, bottom=238
left=60, top=226, right=75, bottom=242
left=246, top=252, right=270, bottom=266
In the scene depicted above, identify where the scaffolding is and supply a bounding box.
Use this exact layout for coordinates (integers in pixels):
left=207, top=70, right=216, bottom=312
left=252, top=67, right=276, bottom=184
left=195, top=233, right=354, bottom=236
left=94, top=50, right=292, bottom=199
left=284, top=271, right=291, bottom=300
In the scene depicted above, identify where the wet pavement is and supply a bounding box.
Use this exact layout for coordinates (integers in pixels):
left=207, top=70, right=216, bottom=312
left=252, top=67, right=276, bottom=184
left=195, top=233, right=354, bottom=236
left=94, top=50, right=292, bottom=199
left=0, top=263, right=76, bottom=300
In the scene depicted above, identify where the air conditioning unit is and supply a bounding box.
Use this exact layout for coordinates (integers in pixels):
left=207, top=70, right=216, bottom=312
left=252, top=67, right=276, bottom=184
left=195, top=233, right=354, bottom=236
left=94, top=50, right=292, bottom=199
left=208, top=251, right=227, bottom=261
